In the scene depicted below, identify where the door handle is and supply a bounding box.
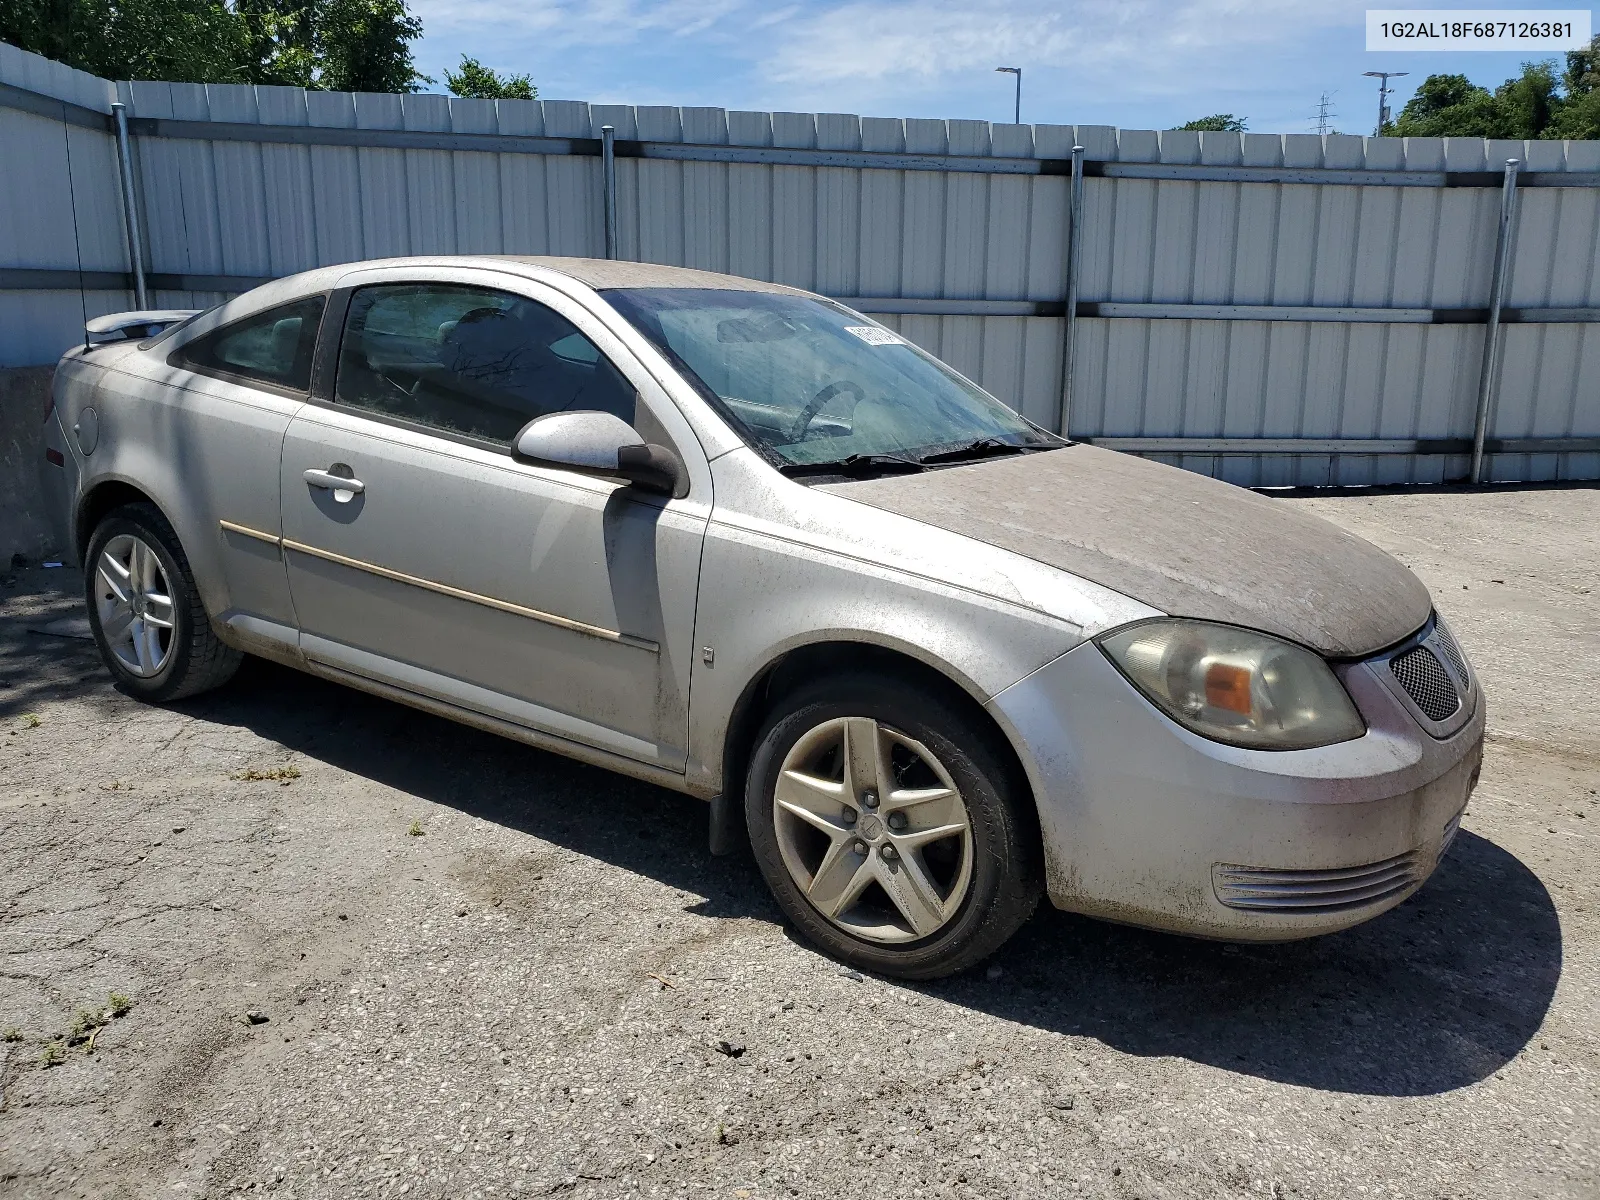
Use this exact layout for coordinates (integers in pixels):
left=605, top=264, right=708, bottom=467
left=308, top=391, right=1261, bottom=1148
left=303, top=467, right=365, bottom=494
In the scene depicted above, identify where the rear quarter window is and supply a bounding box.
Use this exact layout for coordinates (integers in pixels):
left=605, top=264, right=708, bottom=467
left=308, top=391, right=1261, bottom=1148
left=174, top=295, right=327, bottom=392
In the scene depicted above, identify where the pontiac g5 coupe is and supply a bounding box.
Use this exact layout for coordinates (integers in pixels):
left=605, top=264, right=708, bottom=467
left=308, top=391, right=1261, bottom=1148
left=43, top=257, right=1483, bottom=978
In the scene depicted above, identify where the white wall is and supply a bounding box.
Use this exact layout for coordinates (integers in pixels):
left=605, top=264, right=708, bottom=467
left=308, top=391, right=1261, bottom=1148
left=3, top=44, right=1597, bottom=483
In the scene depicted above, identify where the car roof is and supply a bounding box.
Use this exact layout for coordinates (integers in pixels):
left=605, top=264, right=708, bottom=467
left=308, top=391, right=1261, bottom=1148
left=266, top=256, right=809, bottom=297
left=183, top=256, right=816, bottom=345
left=490, top=256, right=810, bottom=295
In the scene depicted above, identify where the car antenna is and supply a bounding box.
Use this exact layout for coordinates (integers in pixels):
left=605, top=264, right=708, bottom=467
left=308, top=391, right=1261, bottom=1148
left=59, top=98, right=90, bottom=352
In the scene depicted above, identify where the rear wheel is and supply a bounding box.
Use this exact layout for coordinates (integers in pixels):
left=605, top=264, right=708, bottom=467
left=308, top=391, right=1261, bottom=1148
left=746, top=674, right=1042, bottom=980
left=84, top=503, right=241, bottom=702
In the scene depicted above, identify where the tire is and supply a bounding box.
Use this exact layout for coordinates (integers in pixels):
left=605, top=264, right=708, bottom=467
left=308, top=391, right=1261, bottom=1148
left=745, top=672, right=1042, bottom=980
left=84, top=502, right=242, bottom=702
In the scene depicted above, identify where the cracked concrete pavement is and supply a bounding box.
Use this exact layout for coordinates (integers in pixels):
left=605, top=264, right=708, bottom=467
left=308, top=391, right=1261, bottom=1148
left=0, top=483, right=1595, bottom=1199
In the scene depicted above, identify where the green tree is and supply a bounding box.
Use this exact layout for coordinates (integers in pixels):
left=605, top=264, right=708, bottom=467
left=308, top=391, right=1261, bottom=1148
left=1174, top=114, right=1247, bottom=132
left=237, top=0, right=316, bottom=85
left=1396, top=72, right=1483, bottom=118
left=237, top=0, right=428, bottom=91
left=1549, top=34, right=1600, bottom=139
left=1390, top=53, right=1596, bottom=139
left=444, top=55, right=535, bottom=100
left=1, top=0, right=253, bottom=83
left=1547, top=86, right=1600, bottom=138
left=1390, top=73, right=1500, bottom=136
left=0, top=0, right=429, bottom=90
left=314, top=0, right=426, bottom=93
left=1493, top=60, right=1561, bottom=138
left=1565, top=34, right=1599, bottom=96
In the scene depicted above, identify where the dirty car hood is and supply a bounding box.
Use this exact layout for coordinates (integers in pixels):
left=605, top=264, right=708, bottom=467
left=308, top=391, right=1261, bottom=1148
left=820, top=445, right=1432, bottom=657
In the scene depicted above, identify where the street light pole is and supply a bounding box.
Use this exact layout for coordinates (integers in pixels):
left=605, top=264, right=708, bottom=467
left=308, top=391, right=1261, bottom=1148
left=995, top=66, right=1021, bottom=124
left=1362, top=70, right=1408, bottom=136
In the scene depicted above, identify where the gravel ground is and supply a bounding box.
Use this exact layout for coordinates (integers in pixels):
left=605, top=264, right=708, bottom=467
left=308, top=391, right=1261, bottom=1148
left=0, top=483, right=1595, bottom=1200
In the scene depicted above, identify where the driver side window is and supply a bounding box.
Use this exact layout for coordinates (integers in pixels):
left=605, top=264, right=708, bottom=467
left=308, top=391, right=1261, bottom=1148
left=334, top=284, right=636, bottom=444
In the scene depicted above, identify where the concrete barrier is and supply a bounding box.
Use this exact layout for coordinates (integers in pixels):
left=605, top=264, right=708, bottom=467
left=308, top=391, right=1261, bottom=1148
left=1, top=367, right=60, bottom=566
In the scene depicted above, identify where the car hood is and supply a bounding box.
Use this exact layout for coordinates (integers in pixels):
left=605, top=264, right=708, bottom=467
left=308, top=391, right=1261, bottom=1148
left=819, top=444, right=1432, bottom=658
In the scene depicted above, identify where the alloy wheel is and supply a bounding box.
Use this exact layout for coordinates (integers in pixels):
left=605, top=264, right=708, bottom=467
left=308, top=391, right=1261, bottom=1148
left=773, top=716, right=974, bottom=943
left=95, top=534, right=176, bottom=678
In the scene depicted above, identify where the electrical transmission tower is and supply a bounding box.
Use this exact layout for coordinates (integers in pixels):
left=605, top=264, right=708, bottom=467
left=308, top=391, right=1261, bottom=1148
left=1311, top=92, right=1337, bottom=136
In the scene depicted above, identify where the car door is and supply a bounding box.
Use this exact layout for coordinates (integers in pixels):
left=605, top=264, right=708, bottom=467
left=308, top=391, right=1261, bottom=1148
left=278, top=267, right=709, bottom=772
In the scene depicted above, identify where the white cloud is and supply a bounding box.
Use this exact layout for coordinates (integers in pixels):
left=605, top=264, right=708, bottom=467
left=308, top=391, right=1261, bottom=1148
left=760, top=0, right=1367, bottom=96
left=413, top=0, right=751, bottom=47
left=409, top=0, right=1407, bottom=130
left=415, top=0, right=1365, bottom=68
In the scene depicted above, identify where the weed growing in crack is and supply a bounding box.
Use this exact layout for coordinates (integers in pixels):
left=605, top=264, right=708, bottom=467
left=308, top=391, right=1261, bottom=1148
left=67, top=1008, right=108, bottom=1045
left=231, top=766, right=301, bottom=782
left=2, top=1027, right=21, bottom=1043
left=408, top=820, right=425, bottom=837
left=20, top=713, right=41, bottom=729
left=37, top=994, right=133, bottom=1064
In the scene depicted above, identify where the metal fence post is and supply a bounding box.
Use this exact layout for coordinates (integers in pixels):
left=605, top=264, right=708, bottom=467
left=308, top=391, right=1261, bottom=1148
left=1470, top=157, right=1520, bottom=485
left=111, top=101, right=148, bottom=309
left=601, top=125, right=619, bottom=260
left=1057, top=144, right=1086, bottom=438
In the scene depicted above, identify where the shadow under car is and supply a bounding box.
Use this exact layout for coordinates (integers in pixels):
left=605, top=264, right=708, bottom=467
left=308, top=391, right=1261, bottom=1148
left=89, top=651, right=1566, bottom=1098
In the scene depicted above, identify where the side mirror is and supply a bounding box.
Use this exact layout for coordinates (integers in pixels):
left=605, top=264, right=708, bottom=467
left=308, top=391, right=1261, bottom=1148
left=513, top=410, right=686, bottom=498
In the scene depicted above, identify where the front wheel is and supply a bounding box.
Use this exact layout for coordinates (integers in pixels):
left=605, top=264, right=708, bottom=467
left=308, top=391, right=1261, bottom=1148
left=745, top=674, right=1042, bottom=980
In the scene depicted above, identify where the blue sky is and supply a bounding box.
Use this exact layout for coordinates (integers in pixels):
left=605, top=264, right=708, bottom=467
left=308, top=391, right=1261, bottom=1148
left=407, top=1, right=1590, bottom=134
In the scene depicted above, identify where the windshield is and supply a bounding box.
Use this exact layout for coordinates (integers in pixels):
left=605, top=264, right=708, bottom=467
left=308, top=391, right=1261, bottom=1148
left=602, top=288, right=1056, bottom=468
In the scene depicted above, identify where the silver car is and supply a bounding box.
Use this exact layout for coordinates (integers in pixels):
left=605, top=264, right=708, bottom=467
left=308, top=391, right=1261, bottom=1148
left=42, top=256, right=1484, bottom=979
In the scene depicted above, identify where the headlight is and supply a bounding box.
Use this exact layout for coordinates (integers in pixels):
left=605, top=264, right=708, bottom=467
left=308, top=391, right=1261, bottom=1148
left=1097, top=619, right=1365, bottom=750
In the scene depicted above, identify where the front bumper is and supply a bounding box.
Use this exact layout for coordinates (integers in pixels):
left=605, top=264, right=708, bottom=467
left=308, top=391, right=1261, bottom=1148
left=989, top=633, right=1485, bottom=940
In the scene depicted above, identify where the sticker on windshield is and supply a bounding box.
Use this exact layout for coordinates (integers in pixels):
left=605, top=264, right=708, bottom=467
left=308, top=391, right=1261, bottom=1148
left=843, top=326, right=905, bottom=346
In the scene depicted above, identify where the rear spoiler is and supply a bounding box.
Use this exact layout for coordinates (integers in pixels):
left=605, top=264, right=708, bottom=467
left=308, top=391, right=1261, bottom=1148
left=85, top=310, right=200, bottom=345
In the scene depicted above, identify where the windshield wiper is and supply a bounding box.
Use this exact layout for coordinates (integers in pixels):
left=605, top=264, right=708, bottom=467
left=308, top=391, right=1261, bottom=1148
left=778, top=453, right=926, bottom=479
left=914, top=438, right=1052, bottom=466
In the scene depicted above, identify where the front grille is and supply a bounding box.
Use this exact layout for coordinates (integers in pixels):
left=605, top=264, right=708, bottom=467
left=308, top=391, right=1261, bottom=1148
left=1213, top=851, right=1421, bottom=913
left=1391, top=646, right=1460, bottom=721
left=1432, top=622, right=1471, bottom=689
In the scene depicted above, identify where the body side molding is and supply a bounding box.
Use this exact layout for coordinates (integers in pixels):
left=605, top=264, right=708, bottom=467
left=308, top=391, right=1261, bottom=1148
left=216, top=520, right=659, bottom=652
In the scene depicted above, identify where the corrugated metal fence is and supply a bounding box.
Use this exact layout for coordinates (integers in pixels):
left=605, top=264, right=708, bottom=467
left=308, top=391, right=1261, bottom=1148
left=3, top=42, right=1597, bottom=484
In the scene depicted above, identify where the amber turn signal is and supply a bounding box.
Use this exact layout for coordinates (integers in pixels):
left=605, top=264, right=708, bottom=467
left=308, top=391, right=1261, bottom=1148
left=1204, top=661, right=1254, bottom=714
